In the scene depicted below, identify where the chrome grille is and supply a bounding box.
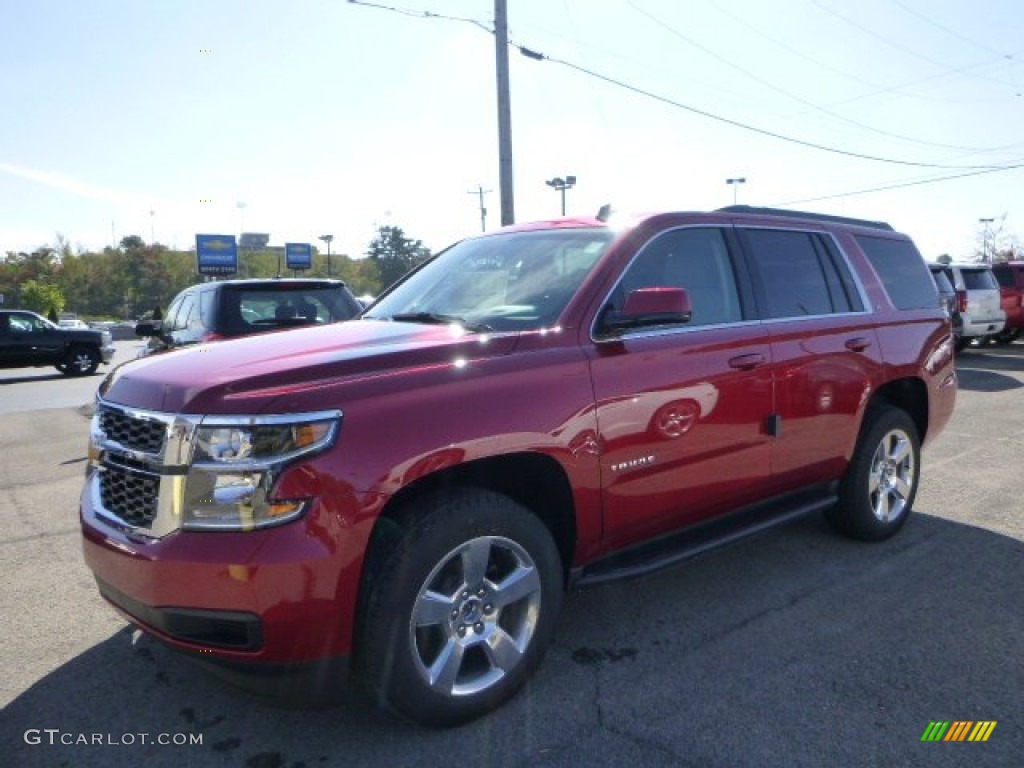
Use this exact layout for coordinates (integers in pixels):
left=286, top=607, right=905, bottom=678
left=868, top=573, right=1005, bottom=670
left=99, top=461, right=160, bottom=528
left=99, top=408, right=167, bottom=454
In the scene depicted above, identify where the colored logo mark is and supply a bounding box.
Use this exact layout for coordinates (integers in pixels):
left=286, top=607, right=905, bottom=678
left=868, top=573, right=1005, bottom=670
left=921, top=721, right=997, bottom=742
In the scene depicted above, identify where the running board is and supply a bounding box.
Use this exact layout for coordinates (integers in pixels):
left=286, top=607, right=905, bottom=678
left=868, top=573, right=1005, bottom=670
left=573, top=484, right=839, bottom=588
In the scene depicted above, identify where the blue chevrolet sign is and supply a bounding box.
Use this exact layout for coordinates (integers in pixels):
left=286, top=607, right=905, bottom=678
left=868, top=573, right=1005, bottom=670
left=286, top=242, right=312, bottom=270
left=196, top=234, right=238, bottom=276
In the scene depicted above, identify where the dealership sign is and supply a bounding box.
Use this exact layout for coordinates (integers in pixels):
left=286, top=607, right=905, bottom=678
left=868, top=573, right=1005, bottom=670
left=196, top=234, right=238, bottom=276
left=285, top=242, right=312, bottom=271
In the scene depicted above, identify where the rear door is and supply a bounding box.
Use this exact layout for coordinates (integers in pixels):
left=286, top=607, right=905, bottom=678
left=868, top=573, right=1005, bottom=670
left=587, top=225, right=774, bottom=549
left=737, top=227, right=882, bottom=488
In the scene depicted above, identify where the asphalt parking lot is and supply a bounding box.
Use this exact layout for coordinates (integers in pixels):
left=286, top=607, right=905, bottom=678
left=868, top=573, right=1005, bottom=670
left=1, top=343, right=1021, bottom=767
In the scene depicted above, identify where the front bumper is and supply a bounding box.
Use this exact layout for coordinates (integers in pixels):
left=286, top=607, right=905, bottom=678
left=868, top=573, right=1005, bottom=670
left=100, top=343, right=116, bottom=363
left=80, top=476, right=378, bottom=665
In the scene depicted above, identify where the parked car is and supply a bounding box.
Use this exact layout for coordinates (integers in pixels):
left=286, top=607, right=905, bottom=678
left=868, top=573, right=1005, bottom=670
left=930, top=263, right=1004, bottom=351
left=989, top=261, right=1024, bottom=343
left=135, top=278, right=362, bottom=356
left=82, top=206, right=955, bottom=726
left=0, top=309, right=114, bottom=375
left=928, top=265, right=962, bottom=346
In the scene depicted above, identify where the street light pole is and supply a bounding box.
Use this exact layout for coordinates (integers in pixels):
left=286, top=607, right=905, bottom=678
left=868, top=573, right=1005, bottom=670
left=319, top=234, right=334, bottom=277
left=545, top=175, right=577, bottom=216
left=726, top=177, right=746, bottom=205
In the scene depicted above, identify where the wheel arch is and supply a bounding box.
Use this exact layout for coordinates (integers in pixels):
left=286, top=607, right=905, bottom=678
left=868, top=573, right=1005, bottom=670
left=362, top=452, right=577, bottom=587
left=866, top=376, right=928, bottom=443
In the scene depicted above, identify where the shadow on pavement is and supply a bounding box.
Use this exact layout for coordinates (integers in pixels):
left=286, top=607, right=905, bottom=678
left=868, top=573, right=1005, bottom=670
left=955, top=342, right=1024, bottom=392
left=2, top=513, right=1021, bottom=768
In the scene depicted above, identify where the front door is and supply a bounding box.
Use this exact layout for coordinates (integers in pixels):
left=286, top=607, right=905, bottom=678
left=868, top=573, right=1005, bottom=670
left=587, top=226, right=774, bottom=550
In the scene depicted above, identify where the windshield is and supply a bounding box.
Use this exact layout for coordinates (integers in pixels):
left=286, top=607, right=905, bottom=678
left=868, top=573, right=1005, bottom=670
left=365, top=228, right=613, bottom=331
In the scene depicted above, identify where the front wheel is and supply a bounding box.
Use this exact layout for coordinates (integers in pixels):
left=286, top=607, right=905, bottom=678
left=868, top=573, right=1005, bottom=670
left=62, top=346, right=100, bottom=376
left=358, top=489, right=563, bottom=726
left=826, top=406, right=920, bottom=541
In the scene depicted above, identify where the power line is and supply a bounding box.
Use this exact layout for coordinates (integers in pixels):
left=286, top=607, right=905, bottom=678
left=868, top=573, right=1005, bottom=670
left=811, top=0, right=1013, bottom=89
left=347, top=0, right=491, bottom=33
left=627, top=0, right=990, bottom=153
left=522, top=48, right=1009, bottom=170
left=348, top=0, right=1015, bottom=171
left=705, top=0, right=1016, bottom=109
left=772, top=162, right=1024, bottom=206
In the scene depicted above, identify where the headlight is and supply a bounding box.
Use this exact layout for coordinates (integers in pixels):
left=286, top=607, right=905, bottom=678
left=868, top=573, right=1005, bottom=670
left=182, top=411, right=340, bottom=531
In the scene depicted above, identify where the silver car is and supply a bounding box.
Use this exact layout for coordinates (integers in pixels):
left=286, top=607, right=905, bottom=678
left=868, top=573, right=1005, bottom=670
left=932, top=263, right=1005, bottom=351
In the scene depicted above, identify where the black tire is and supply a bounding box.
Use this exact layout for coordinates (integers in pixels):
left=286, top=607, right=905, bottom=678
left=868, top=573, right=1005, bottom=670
left=953, top=337, right=971, bottom=353
left=62, top=346, right=100, bottom=376
left=826, top=406, right=920, bottom=542
left=358, top=488, right=563, bottom=727
left=994, top=328, right=1021, bottom=344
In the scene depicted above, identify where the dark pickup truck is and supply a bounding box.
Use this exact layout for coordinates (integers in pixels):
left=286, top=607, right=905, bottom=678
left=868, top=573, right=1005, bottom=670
left=0, top=310, right=114, bottom=375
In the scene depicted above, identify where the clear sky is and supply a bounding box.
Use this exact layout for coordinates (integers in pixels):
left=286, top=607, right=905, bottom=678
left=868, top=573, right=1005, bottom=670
left=3, top=0, right=1023, bottom=261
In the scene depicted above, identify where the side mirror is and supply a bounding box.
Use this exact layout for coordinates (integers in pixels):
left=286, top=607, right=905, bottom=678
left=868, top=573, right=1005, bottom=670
left=601, top=287, right=692, bottom=334
left=135, top=320, right=161, bottom=337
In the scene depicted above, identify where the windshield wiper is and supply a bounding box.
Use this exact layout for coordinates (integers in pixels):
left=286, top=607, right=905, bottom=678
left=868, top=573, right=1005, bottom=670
left=390, top=312, right=493, bottom=333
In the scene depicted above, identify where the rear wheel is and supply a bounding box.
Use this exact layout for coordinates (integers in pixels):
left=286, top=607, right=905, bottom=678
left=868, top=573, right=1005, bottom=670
left=62, top=346, right=100, bottom=376
left=994, top=328, right=1021, bottom=344
left=826, top=406, right=920, bottom=541
left=358, top=488, right=563, bottom=726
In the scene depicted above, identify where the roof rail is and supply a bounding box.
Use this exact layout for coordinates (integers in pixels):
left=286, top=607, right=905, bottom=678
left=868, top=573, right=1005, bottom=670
left=716, top=205, right=894, bottom=231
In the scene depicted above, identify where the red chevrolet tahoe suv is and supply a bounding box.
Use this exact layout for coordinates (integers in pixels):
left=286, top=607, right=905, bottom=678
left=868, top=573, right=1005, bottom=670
left=81, top=206, right=956, bottom=726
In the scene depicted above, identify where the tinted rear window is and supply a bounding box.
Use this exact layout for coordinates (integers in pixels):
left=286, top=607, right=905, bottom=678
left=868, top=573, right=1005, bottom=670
left=219, top=285, right=361, bottom=335
left=961, top=268, right=997, bottom=291
left=991, top=266, right=1017, bottom=288
left=855, top=236, right=936, bottom=310
left=931, top=270, right=954, bottom=294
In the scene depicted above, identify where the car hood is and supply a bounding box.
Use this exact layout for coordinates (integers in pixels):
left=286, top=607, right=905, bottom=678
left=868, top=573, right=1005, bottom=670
left=100, top=320, right=520, bottom=414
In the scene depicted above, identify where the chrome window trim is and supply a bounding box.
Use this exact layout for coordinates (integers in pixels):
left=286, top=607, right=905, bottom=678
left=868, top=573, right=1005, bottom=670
left=594, top=318, right=764, bottom=344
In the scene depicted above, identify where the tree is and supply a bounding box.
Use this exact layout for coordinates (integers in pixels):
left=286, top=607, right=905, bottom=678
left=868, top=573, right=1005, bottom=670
left=366, top=225, right=431, bottom=291
left=974, top=214, right=1021, bottom=263
left=21, top=279, right=65, bottom=316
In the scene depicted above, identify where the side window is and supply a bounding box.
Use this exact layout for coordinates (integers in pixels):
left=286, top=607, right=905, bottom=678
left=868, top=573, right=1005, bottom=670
left=163, top=294, right=186, bottom=331
left=615, top=228, right=743, bottom=328
left=199, top=289, right=217, bottom=327
left=854, top=235, right=937, bottom=310
left=171, top=294, right=195, bottom=332
left=186, top=293, right=205, bottom=331
left=744, top=229, right=839, bottom=318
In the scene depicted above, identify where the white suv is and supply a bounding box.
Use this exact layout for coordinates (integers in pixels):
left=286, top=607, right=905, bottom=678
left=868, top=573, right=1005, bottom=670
left=931, top=263, right=1004, bottom=351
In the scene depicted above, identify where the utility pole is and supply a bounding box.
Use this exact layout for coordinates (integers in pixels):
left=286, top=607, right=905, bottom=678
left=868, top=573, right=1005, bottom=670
left=468, top=185, right=491, bottom=232
left=495, top=0, right=514, bottom=226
